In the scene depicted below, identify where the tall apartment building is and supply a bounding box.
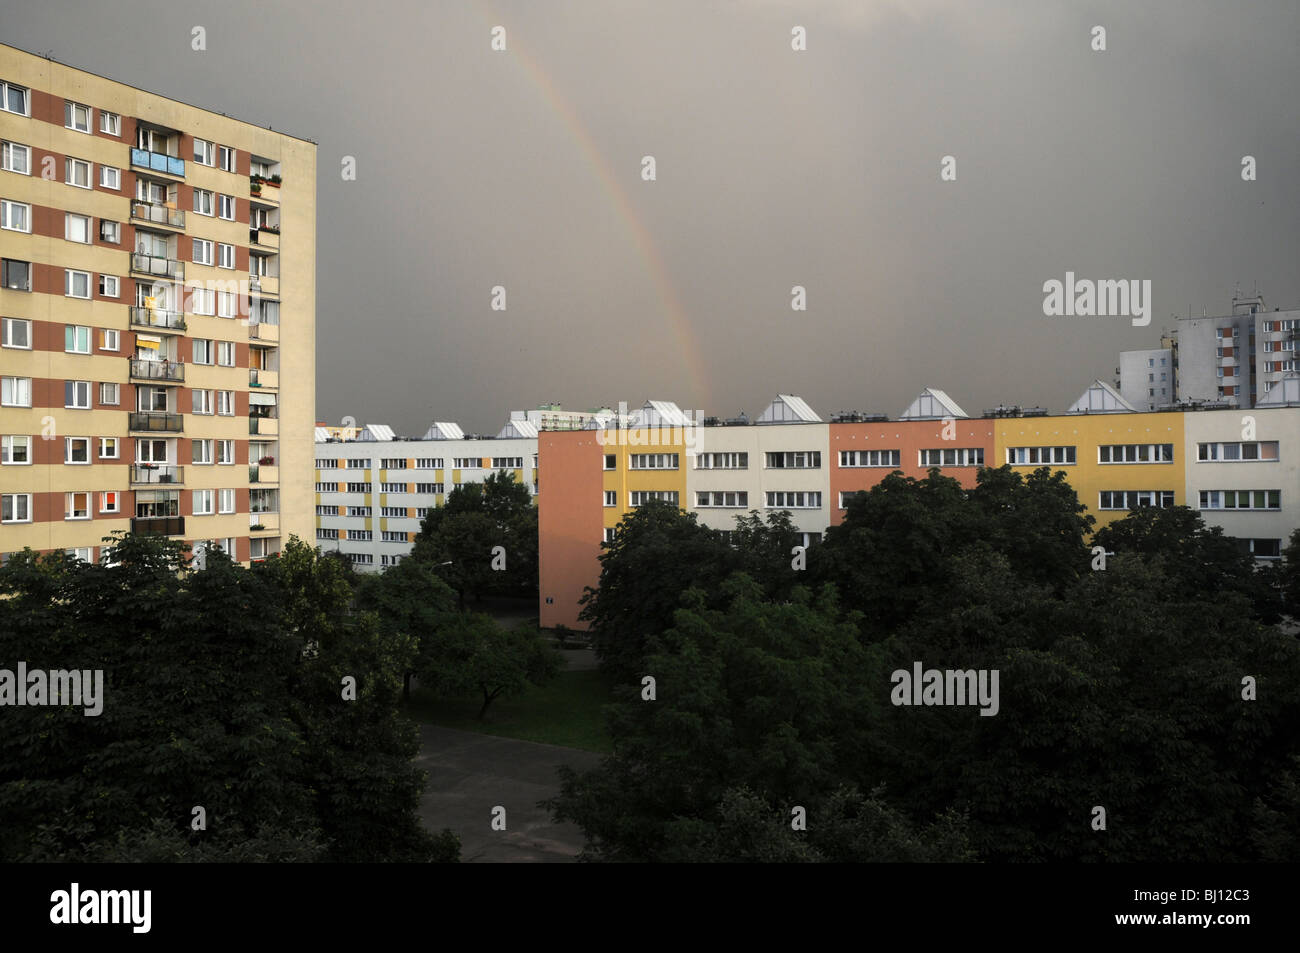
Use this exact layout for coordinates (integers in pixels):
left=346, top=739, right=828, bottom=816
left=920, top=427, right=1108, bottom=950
left=1117, top=295, right=1300, bottom=410
left=314, top=418, right=539, bottom=570
left=0, top=44, right=316, bottom=565
left=539, top=384, right=1300, bottom=629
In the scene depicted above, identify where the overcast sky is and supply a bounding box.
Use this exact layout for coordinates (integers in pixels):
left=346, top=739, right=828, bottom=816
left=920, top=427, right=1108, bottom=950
left=7, top=0, right=1298, bottom=434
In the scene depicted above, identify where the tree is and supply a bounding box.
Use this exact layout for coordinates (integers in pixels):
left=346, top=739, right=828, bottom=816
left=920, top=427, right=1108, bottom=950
left=416, top=614, right=561, bottom=719
left=354, top=555, right=460, bottom=700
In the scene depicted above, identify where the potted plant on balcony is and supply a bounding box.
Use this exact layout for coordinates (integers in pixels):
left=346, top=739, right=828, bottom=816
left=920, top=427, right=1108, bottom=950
left=267, top=174, right=281, bottom=186
left=258, top=456, right=274, bottom=465
left=250, top=523, right=266, bottom=531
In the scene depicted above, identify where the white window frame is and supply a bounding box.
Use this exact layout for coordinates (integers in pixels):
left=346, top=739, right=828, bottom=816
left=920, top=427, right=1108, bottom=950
left=1, top=435, right=32, bottom=465
left=192, top=238, right=214, bottom=265
left=100, top=219, right=121, bottom=244
left=217, top=439, right=234, bottom=465
left=193, top=188, right=214, bottom=216
left=217, top=341, right=235, bottom=367
left=218, top=194, right=235, bottom=220
left=99, top=165, right=121, bottom=189
left=217, top=243, right=235, bottom=269
left=100, top=111, right=121, bottom=136
left=65, top=380, right=91, bottom=409
left=64, top=100, right=92, bottom=133
left=66, top=212, right=92, bottom=244
left=1, top=140, right=31, bottom=175
left=218, top=488, right=235, bottom=514
left=192, top=339, right=214, bottom=364
left=66, top=157, right=92, bottom=189
left=0, top=199, right=30, bottom=232
left=99, top=275, right=120, bottom=298
left=2, top=493, right=33, bottom=524
left=193, top=489, right=214, bottom=515
left=218, top=145, right=235, bottom=172
left=99, top=382, right=120, bottom=406
left=2, top=317, right=31, bottom=349
left=65, top=269, right=92, bottom=299
left=0, top=82, right=30, bottom=117
left=192, top=439, right=214, bottom=465
left=217, top=390, right=235, bottom=416
left=192, top=389, right=214, bottom=415
left=99, top=437, right=119, bottom=459
left=193, top=139, right=216, bottom=166
left=99, top=491, right=120, bottom=513
left=2, top=376, right=33, bottom=407
left=64, top=491, right=91, bottom=520
left=65, top=436, right=91, bottom=464
left=65, top=325, right=91, bottom=354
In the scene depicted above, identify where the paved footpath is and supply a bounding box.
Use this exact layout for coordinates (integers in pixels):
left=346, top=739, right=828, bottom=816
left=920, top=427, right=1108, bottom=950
left=416, top=725, right=603, bottom=863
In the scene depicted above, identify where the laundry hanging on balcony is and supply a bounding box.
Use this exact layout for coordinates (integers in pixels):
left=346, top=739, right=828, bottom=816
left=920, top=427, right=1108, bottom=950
left=135, top=334, right=162, bottom=351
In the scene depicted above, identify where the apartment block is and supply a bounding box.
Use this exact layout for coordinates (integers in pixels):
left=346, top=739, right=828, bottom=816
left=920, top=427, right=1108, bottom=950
left=0, top=44, right=316, bottom=565
left=539, top=384, right=1300, bottom=629
left=313, top=418, right=539, bottom=570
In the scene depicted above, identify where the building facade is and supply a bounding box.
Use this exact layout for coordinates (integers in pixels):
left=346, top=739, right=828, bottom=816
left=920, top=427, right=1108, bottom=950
left=0, top=44, right=315, bottom=565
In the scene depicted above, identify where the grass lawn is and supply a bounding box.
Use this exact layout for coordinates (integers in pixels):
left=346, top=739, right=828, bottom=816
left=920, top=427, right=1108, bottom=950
left=404, top=669, right=614, bottom=753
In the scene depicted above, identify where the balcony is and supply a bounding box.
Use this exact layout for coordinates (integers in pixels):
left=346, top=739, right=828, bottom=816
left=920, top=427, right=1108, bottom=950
left=129, top=412, right=183, bottom=433
left=132, top=253, right=184, bottom=280
left=248, top=273, right=278, bottom=296
left=248, top=416, right=279, bottom=436
left=130, top=148, right=185, bottom=178
left=249, top=512, right=280, bottom=533
left=130, top=201, right=185, bottom=230
left=131, top=516, right=185, bottom=537
left=249, top=227, right=280, bottom=250
left=249, top=368, right=278, bottom=389
left=249, top=322, right=279, bottom=344
left=130, top=359, right=184, bottom=383
left=249, top=464, right=280, bottom=484
left=129, top=464, right=184, bottom=485
left=129, top=306, right=186, bottom=333
left=249, top=177, right=280, bottom=204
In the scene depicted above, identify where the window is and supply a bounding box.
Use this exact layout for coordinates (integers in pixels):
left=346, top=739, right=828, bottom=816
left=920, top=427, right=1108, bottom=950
left=217, top=440, right=234, bottom=465
left=218, top=243, right=235, bottom=269
left=919, top=448, right=984, bottom=467
left=217, top=341, right=235, bottom=366
left=99, top=275, right=120, bottom=297
left=316, top=458, right=338, bottom=469
left=1098, top=444, right=1174, bottom=464
left=100, top=220, right=120, bottom=243
left=317, top=505, right=338, bottom=516
left=2, top=376, right=33, bottom=406
left=839, top=449, right=901, bottom=468
left=765, top=491, right=822, bottom=509
left=65, top=213, right=91, bottom=243
left=838, top=491, right=867, bottom=509
left=1198, top=490, right=1281, bottom=511
left=348, top=530, right=373, bottom=541
left=191, top=287, right=215, bottom=315
left=1235, top=538, right=1281, bottom=560
left=192, top=239, right=214, bottom=265
left=193, top=489, right=214, bottom=515
left=64, top=101, right=91, bottom=133
left=415, top=458, right=442, bottom=468
left=2, top=435, right=31, bottom=464
left=65, top=492, right=90, bottom=520
left=65, top=437, right=91, bottom=464
left=315, top=482, right=336, bottom=492
left=100, top=165, right=120, bottom=189
left=604, top=527, right=617, bottom=544
left=765, top=451, right=821, bottom=469
left=1098, top=490, right=1176, bottom=510
left=1, top=141, right=31, bottom=174
left=346, top=553, right=374, bottom=566
left=381, top=507, right=405, bottom=517
left=604, top=490, right=616, bottom=506
left=380, top=482, right=406, bottom=492
left=629, top=453, right=679, bottom=470
left=492, top=457, right=523, bottom=469
left=219, top=146, right=235, bottom=172
left=1, top=199, right=29, bottom=232
left=213, top=488, right=234, bottom=515
left=1197, top=441, right=1279, bottom=462
left=193, top=139, right=215, bottom=166
left=65, top=270, right=91, bottom=299
left=695, top=491, right=749, bottom=508
left=347, top=505, right=372, bottom=517
left=1, top=81, right=30, bottom=116
left=63, top=325, right=91, bottom=354
left=100, top=111, right=121, bottom=136
left=193, top=189, right=214, bottom=215
left=192, top=389, right=214, bottom=415
left=317, top=528, right=339, bottom=540
left=99, top=437, right=119, bottom=459
left=64, top=380, right=91, bottom=409
left=453, top=457, right=481, bottom=469
left=346, top=482, right=368, bottom=493
left=347, top=458, right=372, bottom=469
left=99, top=382, right=119, bottom=405
left=382, top=531, right=407, bottom=543
left=415, top=508, right=433, bottom=518
left=66, top=158, right=92, bottom=189
left=193, top=439, right=213, bottom=465
left=603, top=454, right=616, bottom=470
left=382, top=458, right=409, bottom=469
left=2, top=317, right=30, bottom=349
left=192, top=339, right=214, bottom=364
left=415, top=483, right=442, bottom=493
left=99, top=491, right=119, bottom=514
left=2, top=259, right=30, bottom=290
left=1006, top=446, right=1076, bottom=465
left=218, top=195, right=235, bottom=220
left=629, top=490, right=679, bottom=506
left=217, top=390, right=234, bottom=415
left=695, top=452, right=748, bottom=469
left=2, top=493, right=32, bottom=523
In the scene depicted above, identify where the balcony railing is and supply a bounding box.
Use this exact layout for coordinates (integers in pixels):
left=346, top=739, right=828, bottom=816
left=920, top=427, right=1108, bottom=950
left=129, top=359, right=184, bottom=382
left=130, top=201, right=185, bottom=229
left=129, top=306, right=186, bottom=332
left=129, top=412, right=183, bottom=433
left=249, top=322, right=279, bottom=343
left=249, top=464, right=279, bottom=484
left=130, top=148, right=185, bottom=177
left=132, top=253, right=184, bottom=280
left=130, top=516, right=185, bottom=537
left=129, top=464, right=184, bottom=485
left=249, top=416, right=278, bottom=436
left=249, top=368, right=278, bottom=388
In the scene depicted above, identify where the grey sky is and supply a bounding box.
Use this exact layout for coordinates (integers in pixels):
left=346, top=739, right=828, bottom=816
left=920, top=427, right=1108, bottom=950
left=6, top=0, right=1298, bottom=434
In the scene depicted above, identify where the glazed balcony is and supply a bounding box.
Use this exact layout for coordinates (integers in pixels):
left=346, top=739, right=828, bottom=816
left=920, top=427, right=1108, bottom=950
left=129, top=412, right=183, bottom=433
left=130, top=201, right=185, bottom=231
left=130, top=149, right=185, bottom=178
left=131, top=515, right=185, bottom=537
left=129, top=306, right=186, bottom=333
left=129, top=359, right=184, bottom=383
left=129, top=464, right=184, bottom=485
left=131, top=253, right=184, bottom=280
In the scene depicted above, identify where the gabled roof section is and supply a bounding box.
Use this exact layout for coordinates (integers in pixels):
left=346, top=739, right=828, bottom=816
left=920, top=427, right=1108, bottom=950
left=1066, top=379, right=1137, bottom=415
left=899, top=387, right=968, bottom=420
left=629, top=400, right=691, bottom=428
left=1257, top=373, right=1300, bottom=407
left=497, top=419, right=538, bottom=439
left=356, top=424, right=395, bottom=441
left=757, top=394, right=821, bottom=424
left=422, top=422, right=465, bottom=440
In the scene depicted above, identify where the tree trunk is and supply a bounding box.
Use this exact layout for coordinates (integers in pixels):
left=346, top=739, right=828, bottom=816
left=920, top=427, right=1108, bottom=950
left=478, top=687, right=500, bottom=720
